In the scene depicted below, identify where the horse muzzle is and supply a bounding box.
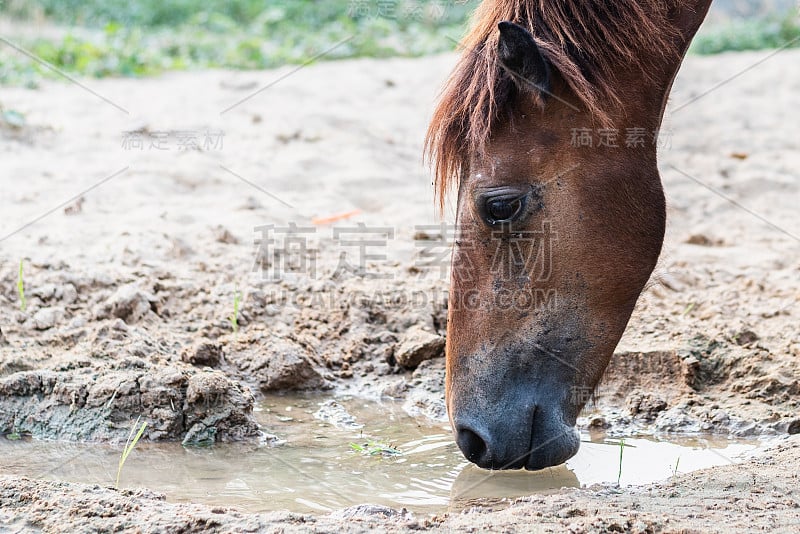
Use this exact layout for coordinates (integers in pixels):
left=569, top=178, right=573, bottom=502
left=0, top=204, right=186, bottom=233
left=452, top=401, right=580, bottom=470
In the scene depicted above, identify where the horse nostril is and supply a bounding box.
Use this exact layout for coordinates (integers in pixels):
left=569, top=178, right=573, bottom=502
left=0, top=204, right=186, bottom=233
left=455, top=425, right=490, bottom=465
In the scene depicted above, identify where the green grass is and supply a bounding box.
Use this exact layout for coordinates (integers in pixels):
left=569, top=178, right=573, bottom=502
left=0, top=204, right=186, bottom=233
left=691, top=10, right=800, bottom=55
left=616, top=438, right=625, bottom=485
left=228, top=286, right=241, bottom=334
left=116, top=417, right=147, bottom=489
left=0, top=0, right=476, bottom=84
left=17, top=259, right=26, bottom=312
left=350, top=440, right=402, bottom=457
left=1, top=1, right=797, bottom=85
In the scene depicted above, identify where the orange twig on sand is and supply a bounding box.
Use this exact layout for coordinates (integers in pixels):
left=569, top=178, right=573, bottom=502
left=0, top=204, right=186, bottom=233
left=311, top=209, right=361, bottom=225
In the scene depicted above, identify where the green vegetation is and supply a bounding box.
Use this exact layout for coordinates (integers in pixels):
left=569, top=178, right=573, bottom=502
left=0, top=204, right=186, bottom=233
left=617, top=438, right=625, bottom=485
left=17, top=259, right=26, bottom=311
left=350, top=440, right=402, bottom=457
left=1, top=1, right=797, bottom=85
left=691, top=10, right=800, bottom=55
left=229, top=286, right=241, bottom=334
left=116, top=418, right=147, bottom=489
left=1, top=107, right=26, bottom=128
left=0, top=0, right=476, bottom=84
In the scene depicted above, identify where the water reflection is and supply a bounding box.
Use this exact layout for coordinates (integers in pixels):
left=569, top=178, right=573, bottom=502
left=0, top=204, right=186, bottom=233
left=451, top=464, right=580, bottom=510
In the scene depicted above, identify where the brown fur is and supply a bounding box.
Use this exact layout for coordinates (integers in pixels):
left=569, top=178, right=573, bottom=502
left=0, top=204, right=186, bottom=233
left=425, top=0, right=684, bottom=209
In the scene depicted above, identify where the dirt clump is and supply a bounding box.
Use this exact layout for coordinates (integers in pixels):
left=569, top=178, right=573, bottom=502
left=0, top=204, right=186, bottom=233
left=0, top=364, right=261, bottom=444
left=393, top=326, right=445, bottom=369
left=230, top=336, right=329, bottom=392
left=182, top=370, right=261, bottom=444
left=625, top=390, right=669, bottom=421
left=93, top=284, right=159, bottom=324
left=181, top=339, right=222, bottom=367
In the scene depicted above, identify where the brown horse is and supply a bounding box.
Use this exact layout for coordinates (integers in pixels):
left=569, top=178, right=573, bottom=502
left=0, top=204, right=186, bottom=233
left=426, top=0, right=713, bottom=470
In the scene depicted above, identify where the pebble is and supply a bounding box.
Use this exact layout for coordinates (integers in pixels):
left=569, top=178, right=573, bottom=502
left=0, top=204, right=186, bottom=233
left=32, top=307, right=62, bottom=330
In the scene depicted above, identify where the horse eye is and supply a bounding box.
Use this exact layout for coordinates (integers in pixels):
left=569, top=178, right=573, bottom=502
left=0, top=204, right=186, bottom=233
left=485, top=197, right=524, bottom=223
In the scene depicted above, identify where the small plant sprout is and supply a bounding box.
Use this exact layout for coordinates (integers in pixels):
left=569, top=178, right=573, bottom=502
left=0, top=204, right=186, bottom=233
left=673, top=456, right=681, bottom=476
left=229, top=286, right=241, bottom=334
left=350, top=440, right=402, bottom=457
left=17, top=259, right=26, bottom=311
left=116, top=417, right=147, bottom=489
left=617, top=438, right=625, bottom=485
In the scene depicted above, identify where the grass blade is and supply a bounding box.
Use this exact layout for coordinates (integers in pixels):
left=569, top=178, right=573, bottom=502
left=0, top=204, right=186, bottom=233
left=116, top=418, right=147, bottom=489
left=17, top=259, right=26, bottom=311
left=229, top=286, right=241, bottom=334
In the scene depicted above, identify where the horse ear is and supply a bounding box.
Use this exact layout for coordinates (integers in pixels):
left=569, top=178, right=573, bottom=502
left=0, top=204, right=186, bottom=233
left=497, top=21, right=551, bottom=96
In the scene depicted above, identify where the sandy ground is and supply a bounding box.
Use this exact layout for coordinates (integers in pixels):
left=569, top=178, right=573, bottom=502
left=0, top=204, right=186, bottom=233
left=1, top=42, right=799, bottom=531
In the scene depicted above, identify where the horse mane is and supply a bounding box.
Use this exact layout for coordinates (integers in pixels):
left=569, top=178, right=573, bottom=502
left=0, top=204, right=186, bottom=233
left=425, top=0, right=681, bottom=208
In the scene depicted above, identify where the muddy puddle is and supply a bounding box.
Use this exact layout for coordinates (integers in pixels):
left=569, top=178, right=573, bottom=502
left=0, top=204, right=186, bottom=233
left=0, top=394, right=764, bottom=515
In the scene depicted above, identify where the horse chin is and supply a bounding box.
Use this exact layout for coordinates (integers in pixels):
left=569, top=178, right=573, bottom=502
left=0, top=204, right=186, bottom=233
left=524, top=424, right=581, bottom=471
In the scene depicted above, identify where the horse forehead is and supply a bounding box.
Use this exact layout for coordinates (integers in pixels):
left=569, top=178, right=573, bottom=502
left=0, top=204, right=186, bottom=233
left=470, top=151, right=545, bottom=184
